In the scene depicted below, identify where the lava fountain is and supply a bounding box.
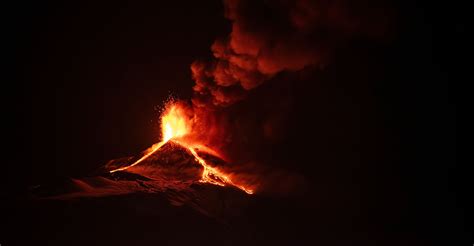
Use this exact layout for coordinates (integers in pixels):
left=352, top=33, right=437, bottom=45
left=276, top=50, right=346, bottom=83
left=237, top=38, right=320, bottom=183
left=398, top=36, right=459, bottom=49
left=110, top=102, right=253, bottom=195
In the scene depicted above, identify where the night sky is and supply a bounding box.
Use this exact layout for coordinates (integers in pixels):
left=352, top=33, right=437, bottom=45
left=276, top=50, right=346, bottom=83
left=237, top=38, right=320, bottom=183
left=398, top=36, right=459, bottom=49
left=3, top=0, right=465, bottom=245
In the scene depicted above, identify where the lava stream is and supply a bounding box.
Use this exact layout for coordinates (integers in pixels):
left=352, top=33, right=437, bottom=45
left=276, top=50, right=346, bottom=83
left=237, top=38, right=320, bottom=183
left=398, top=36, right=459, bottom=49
left=109, top=141, right=166, bottom=173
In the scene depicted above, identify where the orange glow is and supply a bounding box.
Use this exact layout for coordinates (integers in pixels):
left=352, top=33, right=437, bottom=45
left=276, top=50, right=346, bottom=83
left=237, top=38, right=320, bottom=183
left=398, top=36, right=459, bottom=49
left=110, top=102, right=253, bottom=195
left=161, top=104, right=191, bottom=142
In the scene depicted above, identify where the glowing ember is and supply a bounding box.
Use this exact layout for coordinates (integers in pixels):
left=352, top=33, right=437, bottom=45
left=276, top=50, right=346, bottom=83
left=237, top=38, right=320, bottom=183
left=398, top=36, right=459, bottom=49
left=110, top=102, right=253, bottom=195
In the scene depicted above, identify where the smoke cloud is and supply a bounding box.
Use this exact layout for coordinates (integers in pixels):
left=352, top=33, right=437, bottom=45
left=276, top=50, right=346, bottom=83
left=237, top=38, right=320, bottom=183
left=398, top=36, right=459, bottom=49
left=191, top=0, right=392, bottom=107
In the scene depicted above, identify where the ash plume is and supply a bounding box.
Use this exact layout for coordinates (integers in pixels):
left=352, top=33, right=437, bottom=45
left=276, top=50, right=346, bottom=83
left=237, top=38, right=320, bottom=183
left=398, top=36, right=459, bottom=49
left=191, top=0, right=392, bottom=107
left=179, top=0, right=395, bottom=193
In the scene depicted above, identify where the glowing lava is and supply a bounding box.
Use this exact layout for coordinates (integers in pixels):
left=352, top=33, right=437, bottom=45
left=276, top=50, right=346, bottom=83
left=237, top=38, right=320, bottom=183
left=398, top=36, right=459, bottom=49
left=110, top=102, right=253, bottom=195
left=161, top=104, right=190, bottom=142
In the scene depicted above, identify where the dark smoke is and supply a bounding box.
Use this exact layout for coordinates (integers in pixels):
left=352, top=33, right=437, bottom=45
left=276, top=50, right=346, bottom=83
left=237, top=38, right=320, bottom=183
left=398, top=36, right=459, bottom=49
left=191, top=0, right=393, bottom=107
left=185, top=0, right=395, bottom=193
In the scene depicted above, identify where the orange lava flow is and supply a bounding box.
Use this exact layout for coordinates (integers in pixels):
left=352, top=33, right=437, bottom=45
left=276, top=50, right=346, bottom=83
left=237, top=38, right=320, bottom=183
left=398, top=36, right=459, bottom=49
left=110, top=103, right=253, bottom=195
left=188, top=147, right=253, bottom=194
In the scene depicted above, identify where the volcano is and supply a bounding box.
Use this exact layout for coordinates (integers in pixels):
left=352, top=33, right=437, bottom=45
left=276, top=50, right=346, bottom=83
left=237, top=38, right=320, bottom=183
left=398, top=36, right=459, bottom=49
left=32, top=140, right=254, bottom=220
left=105, top=102, right=254, bottom=195
left=103, top=139, right=252, bottom=194
left=29, top=100, right=255, bottom=227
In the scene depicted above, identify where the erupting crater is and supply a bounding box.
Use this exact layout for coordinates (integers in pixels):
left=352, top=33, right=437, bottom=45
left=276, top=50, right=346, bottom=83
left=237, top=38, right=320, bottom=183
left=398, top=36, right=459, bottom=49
left=108, top=102, right=253, bottom=195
